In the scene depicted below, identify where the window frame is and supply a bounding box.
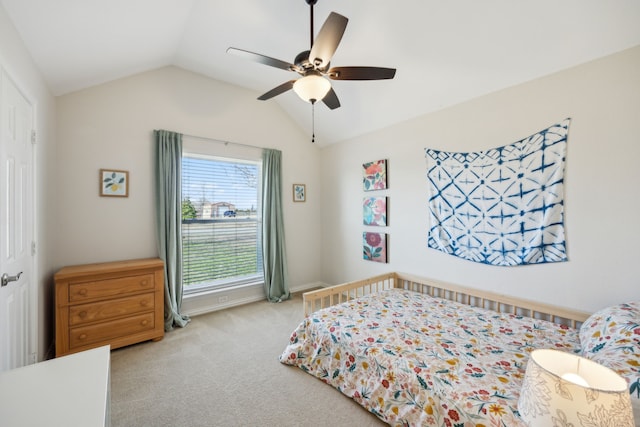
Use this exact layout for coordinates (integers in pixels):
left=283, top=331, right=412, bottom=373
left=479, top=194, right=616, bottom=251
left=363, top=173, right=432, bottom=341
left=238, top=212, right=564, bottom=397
left=181, top=139, right=263, bottom=295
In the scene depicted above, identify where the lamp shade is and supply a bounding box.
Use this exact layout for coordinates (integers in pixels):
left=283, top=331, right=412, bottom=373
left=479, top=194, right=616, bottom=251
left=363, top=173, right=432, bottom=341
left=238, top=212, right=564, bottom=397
left=518, top=349, right=634, bottom=427
left=293, top=72, right=331, bottom=104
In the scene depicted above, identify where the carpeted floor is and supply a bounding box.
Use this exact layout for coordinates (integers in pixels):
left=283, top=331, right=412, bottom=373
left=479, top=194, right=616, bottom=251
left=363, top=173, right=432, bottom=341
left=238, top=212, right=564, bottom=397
left=110, top=292, right=386, bottom=426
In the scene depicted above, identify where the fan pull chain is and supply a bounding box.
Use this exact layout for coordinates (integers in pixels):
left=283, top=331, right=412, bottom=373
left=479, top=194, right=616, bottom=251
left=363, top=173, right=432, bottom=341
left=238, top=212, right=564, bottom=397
left=311, top=102, right=316, bottom=143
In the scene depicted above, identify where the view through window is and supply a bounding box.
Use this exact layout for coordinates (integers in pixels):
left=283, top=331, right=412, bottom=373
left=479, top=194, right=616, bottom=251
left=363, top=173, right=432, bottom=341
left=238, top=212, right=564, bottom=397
left=181, top=153, right=263, bottom=293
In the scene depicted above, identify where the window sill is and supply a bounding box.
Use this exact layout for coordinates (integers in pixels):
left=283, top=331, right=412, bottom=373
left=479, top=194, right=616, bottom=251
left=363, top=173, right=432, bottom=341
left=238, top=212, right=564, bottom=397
left=183, top=278, right=263, bottom=297
left=182, top=281, right=265, bottom=317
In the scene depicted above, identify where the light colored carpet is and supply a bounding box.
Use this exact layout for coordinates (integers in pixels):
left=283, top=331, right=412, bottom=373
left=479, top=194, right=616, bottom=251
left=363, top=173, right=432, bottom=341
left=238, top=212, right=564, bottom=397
left=110, top=292, right=386, bottom=426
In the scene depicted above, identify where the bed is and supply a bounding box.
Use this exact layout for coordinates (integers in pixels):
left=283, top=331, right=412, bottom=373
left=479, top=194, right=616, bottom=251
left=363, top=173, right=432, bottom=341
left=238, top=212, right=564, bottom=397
left=279, top=272, right=639, bottom=426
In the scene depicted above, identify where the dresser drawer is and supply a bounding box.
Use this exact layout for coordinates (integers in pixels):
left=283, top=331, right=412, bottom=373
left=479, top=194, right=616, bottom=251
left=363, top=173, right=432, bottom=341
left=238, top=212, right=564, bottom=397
left=68, top=274, right=155, bottom=302
left=68, top=292, right=155, bottom=326
left=69, top=312, right=155, bottom=350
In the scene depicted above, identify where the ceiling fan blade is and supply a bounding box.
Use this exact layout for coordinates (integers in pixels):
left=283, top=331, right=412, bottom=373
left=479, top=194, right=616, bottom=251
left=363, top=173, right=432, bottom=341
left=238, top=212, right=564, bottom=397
left=227, top=47, right=301, bottom=73
left=327, top=66, right=396, bottom=80
left=322, top=87, right=340, bottom=110
left=257, top=80, right=296, bottom=101
left=308, top=12, right=348, bottom=70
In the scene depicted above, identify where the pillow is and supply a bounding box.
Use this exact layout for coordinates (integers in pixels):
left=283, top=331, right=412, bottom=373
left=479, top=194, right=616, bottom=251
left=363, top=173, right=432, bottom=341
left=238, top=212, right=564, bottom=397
left=580, top=301, right=640, bottom=355
left=579, top=301, right=640, bottom=416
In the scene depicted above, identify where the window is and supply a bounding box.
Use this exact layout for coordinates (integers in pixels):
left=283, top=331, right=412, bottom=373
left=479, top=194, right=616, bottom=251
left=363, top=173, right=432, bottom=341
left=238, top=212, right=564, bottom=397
left=181, top=151, right=262, bottom=294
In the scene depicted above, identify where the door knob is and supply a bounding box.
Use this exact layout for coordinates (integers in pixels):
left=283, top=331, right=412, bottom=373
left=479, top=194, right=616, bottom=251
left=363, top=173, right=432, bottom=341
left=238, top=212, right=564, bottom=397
left=1, top=272, right=22, bottom=287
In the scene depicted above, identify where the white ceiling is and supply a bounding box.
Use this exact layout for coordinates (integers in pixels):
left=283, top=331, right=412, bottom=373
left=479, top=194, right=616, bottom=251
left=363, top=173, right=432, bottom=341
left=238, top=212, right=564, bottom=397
left=2, top=0, right=640, bottom=146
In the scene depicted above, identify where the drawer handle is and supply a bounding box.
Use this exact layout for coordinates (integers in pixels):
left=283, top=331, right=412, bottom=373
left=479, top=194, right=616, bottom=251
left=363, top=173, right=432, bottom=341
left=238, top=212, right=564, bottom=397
left=140, top=280, right=148, bottom=286
left=78, top=333, right=87, bottom=341
left=141, top=320, right=149, bottom=326
left=78, top=289, right=88, bottom=296
left=140, top=300, right=149, bottom=307
left=78, top=311, right=87, bottom=318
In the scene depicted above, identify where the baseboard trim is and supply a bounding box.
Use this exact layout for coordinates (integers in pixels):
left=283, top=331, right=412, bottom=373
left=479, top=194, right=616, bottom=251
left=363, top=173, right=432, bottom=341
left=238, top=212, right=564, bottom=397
left=182, top=280, right=325, bottom=317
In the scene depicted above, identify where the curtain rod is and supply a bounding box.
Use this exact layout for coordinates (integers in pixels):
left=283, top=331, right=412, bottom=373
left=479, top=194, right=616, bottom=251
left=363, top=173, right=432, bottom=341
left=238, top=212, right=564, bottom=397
left=181, top=132, right=264, bottom=151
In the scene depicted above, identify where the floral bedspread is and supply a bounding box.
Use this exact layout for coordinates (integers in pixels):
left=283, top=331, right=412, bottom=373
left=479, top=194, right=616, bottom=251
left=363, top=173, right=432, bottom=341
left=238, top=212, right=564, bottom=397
left=280, top=289, right=581, bottom=427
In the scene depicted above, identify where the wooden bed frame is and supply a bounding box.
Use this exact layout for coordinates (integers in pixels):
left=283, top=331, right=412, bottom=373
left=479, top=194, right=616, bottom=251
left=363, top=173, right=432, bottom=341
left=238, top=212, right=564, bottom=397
left=303, top=272, right=590, bottom=328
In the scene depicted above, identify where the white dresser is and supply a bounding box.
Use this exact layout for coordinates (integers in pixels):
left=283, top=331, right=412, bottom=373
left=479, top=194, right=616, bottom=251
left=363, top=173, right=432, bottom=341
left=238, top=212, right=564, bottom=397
left=0, top=345, right=110, bottom=426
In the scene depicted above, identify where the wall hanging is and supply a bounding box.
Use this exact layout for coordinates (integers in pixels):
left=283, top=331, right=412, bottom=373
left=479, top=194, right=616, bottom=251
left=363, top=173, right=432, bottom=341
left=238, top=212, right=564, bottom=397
left=363, top=197, right=387, bottom=226
left=100, top=169, right=129, bottom=197
left=293, top=184, right=306, bottom=202
left=425, top=119, right=570, bottom=266
left=363, top=159, right=387, bottom=191
left=363, top=232, right=387, bottom=263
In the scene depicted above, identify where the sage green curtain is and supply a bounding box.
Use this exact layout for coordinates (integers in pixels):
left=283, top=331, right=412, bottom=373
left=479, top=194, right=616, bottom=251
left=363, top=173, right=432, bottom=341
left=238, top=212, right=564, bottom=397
left=261, top=149, right=290, bottom=302
left=154, top=129, right=190, bottom=331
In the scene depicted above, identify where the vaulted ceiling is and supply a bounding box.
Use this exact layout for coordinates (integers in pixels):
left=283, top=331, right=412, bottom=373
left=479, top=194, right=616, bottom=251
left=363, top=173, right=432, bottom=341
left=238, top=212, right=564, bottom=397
left=2, top=0, right=640, bottom=146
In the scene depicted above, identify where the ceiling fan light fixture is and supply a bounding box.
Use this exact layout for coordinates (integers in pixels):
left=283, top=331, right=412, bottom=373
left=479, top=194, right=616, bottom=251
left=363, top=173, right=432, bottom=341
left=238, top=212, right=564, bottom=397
left=293, top=72, right=331, bottom=103
left=228, top=4, right=395, bottom=110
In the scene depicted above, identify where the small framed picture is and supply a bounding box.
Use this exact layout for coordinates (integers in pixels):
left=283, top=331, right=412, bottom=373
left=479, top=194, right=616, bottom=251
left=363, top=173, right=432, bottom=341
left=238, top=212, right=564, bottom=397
left=100, top=169, right=129, bottom=197
left=363, top=232, right=387, bottom=263
left=293, top=184, right=306, bottom=202
left=363, top=196, right=387, bottom=226
left=363, top=159, right=387, bottom=191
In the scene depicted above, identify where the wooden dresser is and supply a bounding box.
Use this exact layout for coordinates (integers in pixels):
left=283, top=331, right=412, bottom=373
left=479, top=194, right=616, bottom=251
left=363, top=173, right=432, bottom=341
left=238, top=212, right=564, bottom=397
left=55, top=258, right=165, bottom=357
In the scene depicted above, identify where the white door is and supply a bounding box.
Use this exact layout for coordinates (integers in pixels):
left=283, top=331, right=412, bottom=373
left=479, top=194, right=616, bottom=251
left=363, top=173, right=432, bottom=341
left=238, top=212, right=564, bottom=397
left=0, top=68, right=35, bottom=372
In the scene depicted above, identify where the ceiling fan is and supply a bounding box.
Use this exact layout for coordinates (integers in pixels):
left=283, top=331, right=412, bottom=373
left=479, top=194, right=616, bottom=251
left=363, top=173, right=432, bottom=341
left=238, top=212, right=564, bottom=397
left=227, top=0, right=396, bottom=110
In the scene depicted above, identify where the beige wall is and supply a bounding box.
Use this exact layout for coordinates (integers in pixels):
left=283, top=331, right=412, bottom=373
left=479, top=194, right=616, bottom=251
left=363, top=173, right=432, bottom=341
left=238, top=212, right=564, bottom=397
left=320, top=46, right=640, bottom=313
left=0, top=4, right=58, bottom=360
left=56, top=66, right=323, bottom=291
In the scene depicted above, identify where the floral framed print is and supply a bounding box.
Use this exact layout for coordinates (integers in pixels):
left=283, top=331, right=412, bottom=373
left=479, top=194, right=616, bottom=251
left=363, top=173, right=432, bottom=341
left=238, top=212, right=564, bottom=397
left=293, top=184, right=306, bottom=202
left=363, top=159, right=387, bottom=191
left=100, top=169, right=129, bottom=197
left=363, top=232, right=387, bottom=263
left=363, top=197, right=387, bottom=226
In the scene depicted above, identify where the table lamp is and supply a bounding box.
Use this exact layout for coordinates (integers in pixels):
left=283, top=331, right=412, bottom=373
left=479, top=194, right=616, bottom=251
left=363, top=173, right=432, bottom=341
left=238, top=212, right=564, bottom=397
left=518, top=349, right=634, bottom=426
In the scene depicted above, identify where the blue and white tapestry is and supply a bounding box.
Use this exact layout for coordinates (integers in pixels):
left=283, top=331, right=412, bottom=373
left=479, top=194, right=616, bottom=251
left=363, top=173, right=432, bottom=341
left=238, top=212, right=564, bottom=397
left=425, top=119, right=570, bottom=266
